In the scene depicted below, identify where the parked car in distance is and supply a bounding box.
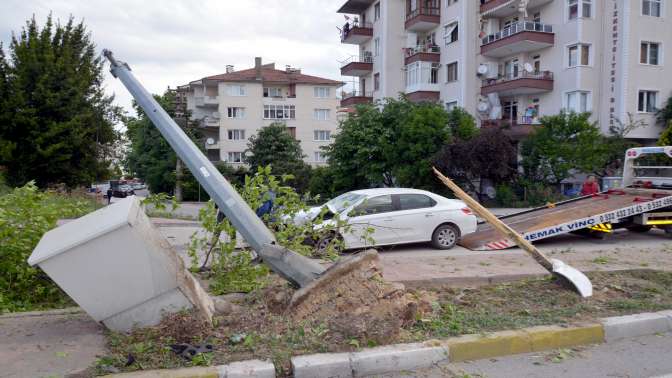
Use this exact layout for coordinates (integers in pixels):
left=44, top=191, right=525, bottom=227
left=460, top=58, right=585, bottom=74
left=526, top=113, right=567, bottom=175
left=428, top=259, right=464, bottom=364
left=131, top=183, right=146, bottom=190
left=294, top=188, right=477, bottom=252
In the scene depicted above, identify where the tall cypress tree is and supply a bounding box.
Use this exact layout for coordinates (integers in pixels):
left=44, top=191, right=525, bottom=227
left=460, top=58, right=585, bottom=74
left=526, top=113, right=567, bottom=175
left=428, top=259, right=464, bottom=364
left=0, top=15, right=121, bottom=187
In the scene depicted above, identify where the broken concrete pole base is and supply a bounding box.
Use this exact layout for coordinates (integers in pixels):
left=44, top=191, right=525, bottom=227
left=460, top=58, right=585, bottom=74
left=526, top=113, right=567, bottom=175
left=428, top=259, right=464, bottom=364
left=28, top=197, right=214, bottom=332
left=287, top=250, right=418, bottom=343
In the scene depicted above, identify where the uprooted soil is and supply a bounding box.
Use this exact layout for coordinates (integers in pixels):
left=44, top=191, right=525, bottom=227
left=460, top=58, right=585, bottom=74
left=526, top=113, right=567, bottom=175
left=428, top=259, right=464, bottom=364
left=97, top=269, right=672, bottom=377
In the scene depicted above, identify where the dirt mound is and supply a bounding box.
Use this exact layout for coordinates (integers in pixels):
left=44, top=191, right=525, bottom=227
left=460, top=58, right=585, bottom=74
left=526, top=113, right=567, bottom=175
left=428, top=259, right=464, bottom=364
left=287, top=250, right=420, bottom=343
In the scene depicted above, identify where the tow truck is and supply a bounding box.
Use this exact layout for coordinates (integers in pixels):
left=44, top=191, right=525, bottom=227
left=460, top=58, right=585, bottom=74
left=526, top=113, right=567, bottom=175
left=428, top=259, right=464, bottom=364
left=460, top=146, right=672, bottom=250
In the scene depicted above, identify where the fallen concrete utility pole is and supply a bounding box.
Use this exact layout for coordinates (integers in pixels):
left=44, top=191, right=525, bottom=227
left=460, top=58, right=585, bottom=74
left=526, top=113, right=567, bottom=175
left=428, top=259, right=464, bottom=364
left=103, top=50, right=325, bottom=288
left=104, top=51, right=420, bottom=337
left=433, top=168, right=593, bottom=298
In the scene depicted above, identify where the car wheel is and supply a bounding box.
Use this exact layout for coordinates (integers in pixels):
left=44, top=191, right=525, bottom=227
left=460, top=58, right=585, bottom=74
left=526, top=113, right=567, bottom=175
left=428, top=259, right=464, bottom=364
left=314, top=232, right=343, bottom=257
left=626, top=225, right=652, bottom=233
left=431, top=224, right=460, bottom=250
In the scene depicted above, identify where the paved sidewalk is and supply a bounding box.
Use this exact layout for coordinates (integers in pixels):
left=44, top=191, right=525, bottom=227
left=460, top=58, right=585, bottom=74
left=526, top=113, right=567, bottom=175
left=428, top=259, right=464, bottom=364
left=0, top=309, right=105, bottom=378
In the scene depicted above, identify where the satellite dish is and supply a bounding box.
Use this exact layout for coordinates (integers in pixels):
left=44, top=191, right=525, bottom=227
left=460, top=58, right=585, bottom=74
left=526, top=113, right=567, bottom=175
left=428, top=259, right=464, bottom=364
left=206, top=137, right=216, bottom=145
left=477, top=64, right=489, bottom=75
left=477, top=101, right=490, bottom=113
left=523, top=63, right=534, bottom=73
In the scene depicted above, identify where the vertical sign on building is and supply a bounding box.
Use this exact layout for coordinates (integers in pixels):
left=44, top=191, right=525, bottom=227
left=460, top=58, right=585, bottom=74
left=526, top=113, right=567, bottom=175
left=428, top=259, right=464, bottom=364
left=609, top=1, right=619, bottom=127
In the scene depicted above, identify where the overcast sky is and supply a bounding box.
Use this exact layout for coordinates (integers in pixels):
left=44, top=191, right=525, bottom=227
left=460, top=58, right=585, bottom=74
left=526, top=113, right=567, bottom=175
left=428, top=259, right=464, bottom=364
left=0, top=0, right=358, bottom=119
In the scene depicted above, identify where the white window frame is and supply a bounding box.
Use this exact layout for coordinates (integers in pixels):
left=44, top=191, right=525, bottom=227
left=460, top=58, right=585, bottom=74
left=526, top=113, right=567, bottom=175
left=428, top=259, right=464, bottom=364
left=566, top=43, right=592, bottom=68
left=314, top=109, right=331, bottom=121
left=226, top=84, right=246, bottom=97
left=443, top=20, right=458, bottom=46
left=263, top=87, right=283, bottom=98
left=564, top=90, right=592, bottom=113
left=374, top=37, right=380, bottom=57
left=314, top=151, right=327, bottom=163
left=374, top=2, right=381, bottom=21
left=567, top=0, right=593, bottom=21
left=642, top=0, right=663, bottom=17
left=226, top=152, right=244, bottom=163
left=445, top=101, right=458, bottom=111
left=263, top=105, right=296, bottom=120
left=640, top=41, right=662, bottom=65
left=638, top=89, right=659, bottom=113
left=227, top=107, right=245, bottom=119
left=227, top=129, right=246, bottom=141
left=314, top=130, right=331, bottom=141
left=446, top=0, right=458, bottom=7
left=314, top=87, right=330, bottom=98
left=446, top=61, right=458, bottom=83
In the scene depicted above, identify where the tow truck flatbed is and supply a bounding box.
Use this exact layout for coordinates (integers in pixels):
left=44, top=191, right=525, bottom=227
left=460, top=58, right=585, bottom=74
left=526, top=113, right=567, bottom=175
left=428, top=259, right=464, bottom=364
left=460, top=187, right=672, bottom=250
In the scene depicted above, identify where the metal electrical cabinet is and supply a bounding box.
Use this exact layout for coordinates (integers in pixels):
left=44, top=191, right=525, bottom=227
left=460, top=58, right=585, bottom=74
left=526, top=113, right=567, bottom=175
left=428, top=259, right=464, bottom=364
left=28, top=197, right=213, bottom=331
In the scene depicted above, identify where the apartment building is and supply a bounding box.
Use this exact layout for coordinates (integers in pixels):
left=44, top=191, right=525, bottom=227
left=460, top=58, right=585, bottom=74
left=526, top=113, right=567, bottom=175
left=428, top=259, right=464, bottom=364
left=180, top=58, right=343, bottom=165
left=337, top=0, right=671, bottom=143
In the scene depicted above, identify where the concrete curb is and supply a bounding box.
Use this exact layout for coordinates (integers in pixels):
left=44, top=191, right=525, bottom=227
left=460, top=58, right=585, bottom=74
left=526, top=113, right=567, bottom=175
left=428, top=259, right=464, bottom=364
left=105, top=359, right=275, bottom=378
left=107, top=311, right=672, bottom=378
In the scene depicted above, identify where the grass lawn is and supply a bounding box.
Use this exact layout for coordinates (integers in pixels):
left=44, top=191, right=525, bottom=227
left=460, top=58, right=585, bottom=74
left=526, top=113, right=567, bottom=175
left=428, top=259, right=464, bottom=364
left=95, top=269, right=672, bottom=377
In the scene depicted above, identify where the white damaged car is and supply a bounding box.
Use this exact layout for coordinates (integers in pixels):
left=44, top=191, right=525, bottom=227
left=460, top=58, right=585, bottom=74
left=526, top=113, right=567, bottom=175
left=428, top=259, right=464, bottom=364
left=295, top=188, right=477, bottom=252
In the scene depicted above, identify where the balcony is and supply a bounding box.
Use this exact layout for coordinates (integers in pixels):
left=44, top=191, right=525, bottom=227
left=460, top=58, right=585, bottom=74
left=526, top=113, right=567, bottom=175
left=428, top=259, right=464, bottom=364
left=406, top=91, right=440, bottom=103
left=405, top=45, right=440, bottom=65
left=205, top=141, right=220, bottom=150
left=405, top=62, right=440, bottom=102
left=481, top=21, right=554, bottom=58
left=480, top=0, right=554, bottom=18
left=405, top=7, right=440, bottom=32
left=481, top=70, right=554, bottom=96
left=338, top=0, right=376, bottom=13
left=340, top=22, right=373, bottom=45
left=482, top=117, right=541, bottom=139
left=194, top=95, right=219, bottom=108
left=200, top=117, right=220, bottom=128
left=340, top=54, right=373, bottom=77
left=340, top=91, right=373, bottom=107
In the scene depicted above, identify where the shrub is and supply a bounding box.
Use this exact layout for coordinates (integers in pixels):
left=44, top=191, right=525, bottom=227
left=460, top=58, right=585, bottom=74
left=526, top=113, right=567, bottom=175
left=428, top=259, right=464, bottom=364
left=187, top=166, right=354, bottom=294
left=0, top=183, right=98, bottom=312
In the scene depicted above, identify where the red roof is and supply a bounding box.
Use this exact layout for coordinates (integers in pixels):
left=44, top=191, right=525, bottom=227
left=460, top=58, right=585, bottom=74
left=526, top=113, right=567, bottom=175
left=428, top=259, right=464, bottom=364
left=202, top=64, right=343, bottom=86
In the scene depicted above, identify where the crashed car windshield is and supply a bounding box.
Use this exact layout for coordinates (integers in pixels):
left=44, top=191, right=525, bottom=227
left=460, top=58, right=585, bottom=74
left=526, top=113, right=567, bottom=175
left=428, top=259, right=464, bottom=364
left=325, top=192, right=366, bottom=214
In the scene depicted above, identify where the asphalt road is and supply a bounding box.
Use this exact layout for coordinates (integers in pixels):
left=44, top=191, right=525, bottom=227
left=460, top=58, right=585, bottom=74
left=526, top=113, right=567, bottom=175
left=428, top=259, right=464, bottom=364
left=379, top=332, right=672, bottom=378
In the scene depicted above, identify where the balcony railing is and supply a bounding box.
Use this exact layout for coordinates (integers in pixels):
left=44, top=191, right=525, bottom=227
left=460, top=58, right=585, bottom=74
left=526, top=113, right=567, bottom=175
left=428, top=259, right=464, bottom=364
left=481, top=21, right=553, bottom=46
left=405, top=7, right=440, bottom=20
left=405, top=44, right=440, bottom=57
left=405, top=44, right=440, bottom=64
left=342, top=90, right=373, bottom=100
left=340, top=90, right=374, bottom=107
left=342, top=53, right=373, bottom=65
left=340, top=21, right=374, bottom=44
left=341, top=53, right=374, bottom=76
left=194, top=95, right=219, bottom=107
left=482, top=70, right=554, bottom=87
left=202, top=117, right=220, bottom=127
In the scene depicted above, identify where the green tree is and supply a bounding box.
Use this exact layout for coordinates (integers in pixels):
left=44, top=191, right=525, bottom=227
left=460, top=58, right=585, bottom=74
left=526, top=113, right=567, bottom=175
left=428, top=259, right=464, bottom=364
left=0, top=15, right=121, bottom=187
left=124, top=90, right=205, bottom=198
left=657, top=93, right=672, bottom=126
left=434, top=128, right=517, bottom=200
left=326, top=97, right=450, bottom=190
left=245, top=122, right=307, bottom=174
left=521, top=112, right=608, bottom=185
left=446, top=107, right=479, bottom=141
left=659, top=121, right=672, bottom=146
